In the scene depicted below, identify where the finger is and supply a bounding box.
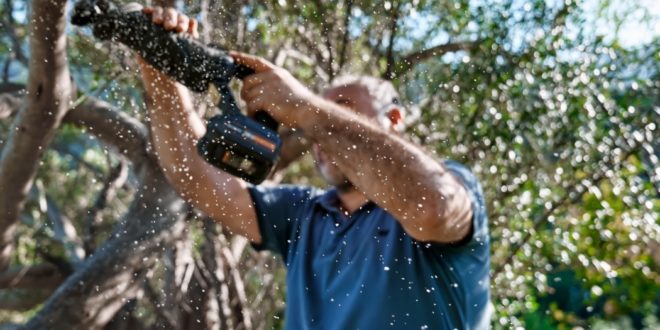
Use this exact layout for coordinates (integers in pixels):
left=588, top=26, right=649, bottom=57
left=163, top=7, right=178, bottom=30
left=241, top=71, right=272, bottom=91
left=230, top=51, right=276, bottom=73
left=143, top=6, right=153, bottom=15
left=246, top=95, right=266, bottom=116
left=151, top=6, right=164, bottom=24
left=241, top=81, right=268, bottom=102
left=176, top=14, right=189, bottom=33
left=245, top=85, right=268, bottom=101
left=242, top=75, right=263, bottom=91
left=188, top=18, right=199, bottom=38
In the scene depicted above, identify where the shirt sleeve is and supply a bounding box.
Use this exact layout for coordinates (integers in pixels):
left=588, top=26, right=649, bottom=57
left=247, top=184, right=317, bottom=259
left=442, top=159, right=489, bottom=248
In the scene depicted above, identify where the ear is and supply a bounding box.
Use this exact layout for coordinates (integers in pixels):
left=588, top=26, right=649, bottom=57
left=311, top=144, right=322, bottom=161
left=386, top=107, right=404, bottom=131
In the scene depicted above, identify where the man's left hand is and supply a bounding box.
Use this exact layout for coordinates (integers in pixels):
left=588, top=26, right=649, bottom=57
left=231, top=51, right=318, bottom=127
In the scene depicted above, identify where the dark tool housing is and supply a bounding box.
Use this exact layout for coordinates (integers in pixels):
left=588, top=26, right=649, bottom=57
left=72, top=0, right=281, bottom=184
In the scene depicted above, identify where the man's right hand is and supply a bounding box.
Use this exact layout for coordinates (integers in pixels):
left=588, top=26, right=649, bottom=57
left=142, top=6, right=199, bottom=38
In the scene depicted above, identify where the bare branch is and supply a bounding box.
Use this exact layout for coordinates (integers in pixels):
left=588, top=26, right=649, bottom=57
left=295, top=30, right=330, bottom=82
left=199, top=0, right=212, bottom=44
left=382, top=1, right=402, bottom=80
left=387, top=41, right=480, bottom=80
left=311, top=0, right=336, bottom=80
left=24, top=163, right=187, bottom=328
left=0, top=0, right=72, bottom=271
left=221, top=246, right=252, bottom=328
left=0, top=85, right=24, bottom=120
left=83, top=159, right=128, bottom=256
left=104, top=299, right=143, bottom=330
left=0, top=264, right=64, bottom=290
left=2, top=0, right=28, bottom=66
left=182, top=260, right=221, bottom=329
left=64, top=97, right=150, bottom=166
left=2, top=58, right=9, bottom=83
left=142, top=280, right=179, bottom=329
left=157, top=233, right=195, bottom=328
left=0, top=291, right=53, bottom=311
left=0, top=82, right=24, bottom=94
left=44, top=194, right=85, bottom=265
left=337, top=0, right=354, bottom=74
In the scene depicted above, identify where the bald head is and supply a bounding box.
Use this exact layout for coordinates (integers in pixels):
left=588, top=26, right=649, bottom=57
left=323, top=75, right=405, bottom=132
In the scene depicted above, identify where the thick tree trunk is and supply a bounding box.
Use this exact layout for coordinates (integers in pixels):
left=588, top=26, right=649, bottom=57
left=0, top=0, right=71, bottom=270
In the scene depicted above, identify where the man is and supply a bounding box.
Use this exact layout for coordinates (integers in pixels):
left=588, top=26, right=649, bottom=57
left=139, top=6, right=490, bottom=329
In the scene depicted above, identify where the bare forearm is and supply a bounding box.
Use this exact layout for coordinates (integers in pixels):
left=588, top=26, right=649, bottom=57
left=231, top=51, right=470, bottom=242
left=139, top=62, right=206, bottom=175
left=140, top=61, right=204, bottom=142
left=301, top=100, right=441, bottom=211
left=298, top=98, right=470, bottom=241
left=139, top=61, right=260, bottom=241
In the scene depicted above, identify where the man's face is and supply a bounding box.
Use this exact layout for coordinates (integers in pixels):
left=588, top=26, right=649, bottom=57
left=313, top=84, right=378, bottom=191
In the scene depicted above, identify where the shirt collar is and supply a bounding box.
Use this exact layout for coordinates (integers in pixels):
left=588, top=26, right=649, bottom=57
left=314, top=188, right=376, bottom=214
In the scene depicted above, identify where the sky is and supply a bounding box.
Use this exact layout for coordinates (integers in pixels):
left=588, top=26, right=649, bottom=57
left=582, top=0, right=660, bottom=48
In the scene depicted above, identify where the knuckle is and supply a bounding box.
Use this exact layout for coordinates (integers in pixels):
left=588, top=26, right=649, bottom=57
left=165, top=8, right=177, bottom=18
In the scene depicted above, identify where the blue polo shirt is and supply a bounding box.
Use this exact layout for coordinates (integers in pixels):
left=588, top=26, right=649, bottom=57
left=248, top=160, right=490, bottom=329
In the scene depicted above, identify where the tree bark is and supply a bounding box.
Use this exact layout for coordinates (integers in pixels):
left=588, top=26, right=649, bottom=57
left=0, top=264, right=64, bottom=290
left=389, top=41, right=480, bottom=79
left=0, top=0, right=71, bottom=270
left=20, top=98, right=186, bottom=329
left=22, top=159, right=187, bottom=329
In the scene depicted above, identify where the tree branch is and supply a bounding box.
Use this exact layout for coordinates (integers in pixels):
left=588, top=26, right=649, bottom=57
left=0, top=82, right=24, bottom=95
left=63, top=97, right=150, bottom=166
left=0, top=291, right=53, bottom=311
left=0, top=0, right=72, bottom=271
left=382, top=1, right=402, bottom=80
left=0, top=264, right=64, bottom=290
left=389, top=41, right=480, bottom=79
left=104, top=299, right=143, bottom=330
left=337, top=0, right=354, bottom=75
left=2, top=0, right=29, bottom=67
left=0, top=85, right=24, bottom=120
left=294, top=29, right=330, bottom=82
left=142, top=280, right=179, bottom=329
left=221, top=245, right=252, bottom=328
left=23, top=99, right=186, bottom=328
left=83, top=159, right=128, bottom=256
left=311, top=0, right=335, bottom=79
left=44, top=194, right=85, bottom=265
left=24, top=162, right=187, bottom=329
